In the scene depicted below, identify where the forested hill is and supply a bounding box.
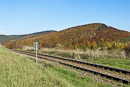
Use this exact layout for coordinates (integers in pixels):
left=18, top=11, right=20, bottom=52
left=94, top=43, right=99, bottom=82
left=4, top=23, right=130, bottom=50
left=0, top=30, right=56, bottom=43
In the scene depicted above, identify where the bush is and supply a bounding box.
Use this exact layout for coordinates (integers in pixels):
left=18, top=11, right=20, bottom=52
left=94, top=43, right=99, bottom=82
left=124, top=43, right=130, bottom=57
left=107, top=50, right=126, bottom=58
left=117, top=50, right=126, bottom=58
left=58, top=52, right=73, bottom=58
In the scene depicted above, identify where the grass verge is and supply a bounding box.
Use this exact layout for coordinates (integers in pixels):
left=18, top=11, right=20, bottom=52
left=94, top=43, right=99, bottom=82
left=0, top=46, right=116, bottom=87
left=85, top=57, right=130, bottom=70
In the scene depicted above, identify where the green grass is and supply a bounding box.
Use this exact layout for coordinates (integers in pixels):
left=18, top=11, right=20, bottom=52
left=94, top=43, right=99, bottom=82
left=0, top=46, right=115, bottom=87
left=85, top=57, right=130, bottom=70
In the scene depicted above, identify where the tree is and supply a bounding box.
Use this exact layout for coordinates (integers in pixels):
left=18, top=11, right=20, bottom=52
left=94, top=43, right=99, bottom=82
left=91, top=41, right=97, bottom=49
left=97, top=41, right=102, bottom=48
left=86, top=40, right=91, bottom=49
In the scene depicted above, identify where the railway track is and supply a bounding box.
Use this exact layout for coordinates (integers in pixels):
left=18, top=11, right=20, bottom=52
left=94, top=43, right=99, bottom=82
left=13, top=50, right=130, bottom=84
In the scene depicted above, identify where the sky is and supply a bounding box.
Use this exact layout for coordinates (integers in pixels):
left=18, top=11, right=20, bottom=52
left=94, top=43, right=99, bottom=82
left=0, top=0, right=130, bottom=35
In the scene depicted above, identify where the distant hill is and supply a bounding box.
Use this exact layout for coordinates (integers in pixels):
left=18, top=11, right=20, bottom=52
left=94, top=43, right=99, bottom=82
left=3, top=23, right=130, bottom=49
left=0, top=35, right=24, bottom=43
left=11, top=30, right=56, bottom=41
left=0, top=30, right=56, bottom=43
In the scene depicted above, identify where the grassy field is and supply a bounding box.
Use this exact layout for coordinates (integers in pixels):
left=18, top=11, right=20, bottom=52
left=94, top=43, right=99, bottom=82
left=39, top=49, right=130, bottom=70
left=84, top=57, right=130, bottom=70
left=0, top=45, right=119, bottom=87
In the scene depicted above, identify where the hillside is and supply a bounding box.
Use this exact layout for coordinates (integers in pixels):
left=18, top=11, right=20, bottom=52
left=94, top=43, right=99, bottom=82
left=0, top=30, right=56, bottom=43
left=0, top=45, right=112, bottom=87
left=4, top=23, right=130, bottom=49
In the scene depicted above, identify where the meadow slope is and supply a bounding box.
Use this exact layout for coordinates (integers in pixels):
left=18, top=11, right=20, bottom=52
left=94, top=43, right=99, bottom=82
left=0, top=45, right=115, bottom=87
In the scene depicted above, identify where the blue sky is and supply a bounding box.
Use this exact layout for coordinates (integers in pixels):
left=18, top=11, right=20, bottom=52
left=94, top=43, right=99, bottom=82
left=0, top=0, right=130, bottom=35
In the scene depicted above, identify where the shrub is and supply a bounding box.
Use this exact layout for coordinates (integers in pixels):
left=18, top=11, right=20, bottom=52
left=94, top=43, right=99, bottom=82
left=124, top=43, right=130, bottom=57
left=117, top=50, right=126, bottom=58
left=58, top=52, right=73, bottom=58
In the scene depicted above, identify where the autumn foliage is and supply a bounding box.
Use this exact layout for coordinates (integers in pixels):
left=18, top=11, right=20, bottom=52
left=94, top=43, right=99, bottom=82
left=4, top=23, right=130, bottom=50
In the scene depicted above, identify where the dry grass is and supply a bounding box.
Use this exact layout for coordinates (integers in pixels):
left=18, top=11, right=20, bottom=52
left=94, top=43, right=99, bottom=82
left=40, top=48, right=126, bottom=59
left=22, top=46, right=34, bottom=51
